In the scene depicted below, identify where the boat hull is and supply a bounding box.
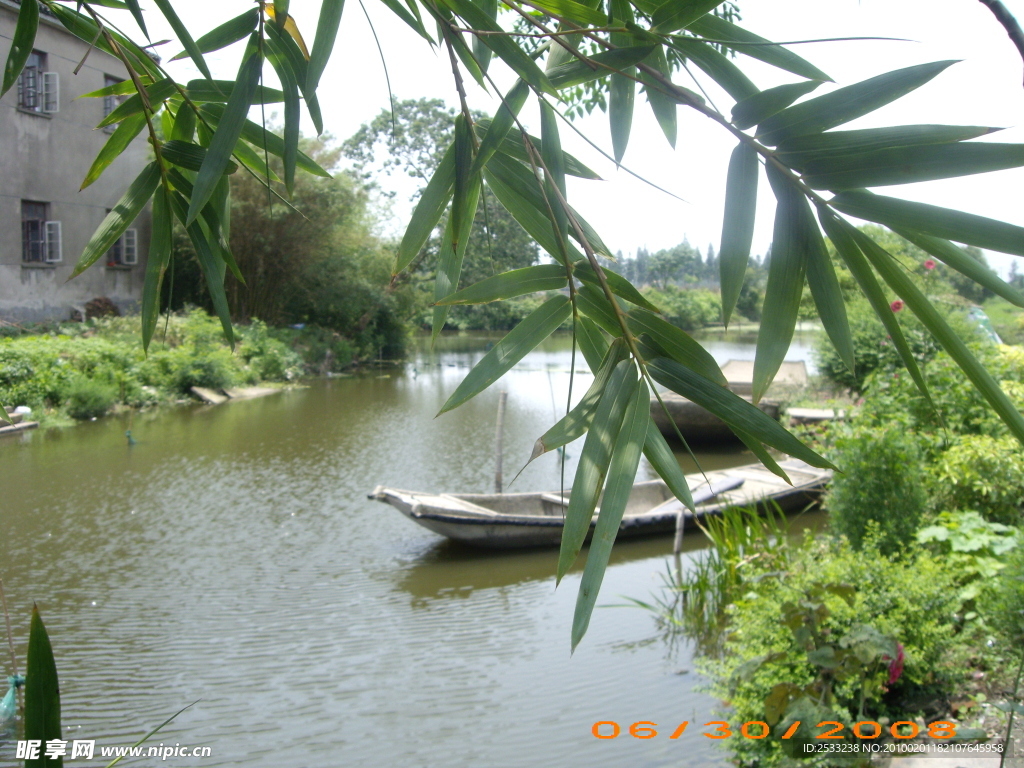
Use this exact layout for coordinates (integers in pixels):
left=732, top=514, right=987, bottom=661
left=371, top=460, right=830, bottom=549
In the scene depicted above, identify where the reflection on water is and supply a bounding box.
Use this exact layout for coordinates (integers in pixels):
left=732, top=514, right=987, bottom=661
left=0, top=330, right=818, bottom=768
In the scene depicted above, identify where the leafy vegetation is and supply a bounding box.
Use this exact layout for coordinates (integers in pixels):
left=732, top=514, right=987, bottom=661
left=2, top=0, right=1023, bottom=649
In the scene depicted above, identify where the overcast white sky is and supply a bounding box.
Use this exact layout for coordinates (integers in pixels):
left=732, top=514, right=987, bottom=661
left=118, top=0, right=1023, bottom=275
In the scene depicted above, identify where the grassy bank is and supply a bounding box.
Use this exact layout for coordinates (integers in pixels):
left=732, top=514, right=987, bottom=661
left=0, top=309, right=368, bottom=426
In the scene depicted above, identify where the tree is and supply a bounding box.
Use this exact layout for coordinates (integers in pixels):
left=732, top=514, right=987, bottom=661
left=3, top=0, right=1024, bottom=650
left=343, top=99, right=540, bottom=330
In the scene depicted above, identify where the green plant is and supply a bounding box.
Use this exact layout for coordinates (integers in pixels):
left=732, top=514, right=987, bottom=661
left=917, top=511, right=1020, bottom=608
left=641, top=285, right=722, bottom=331
left=701, top=538, right=962, bottom=767
left=932, top=436, right=1024, bottom=525
left=65, top=377, right=118, bottom=420
left=825, top=426, right=928, bottom=555
left=979, top=545, right=1024, bottom=645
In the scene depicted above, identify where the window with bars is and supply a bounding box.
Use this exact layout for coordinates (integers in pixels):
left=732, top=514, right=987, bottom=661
left=22, top=201, right=62, bottom=264
left=102, top=74, right=125, bottom=132
left=17, top=51, right=59, bottom=114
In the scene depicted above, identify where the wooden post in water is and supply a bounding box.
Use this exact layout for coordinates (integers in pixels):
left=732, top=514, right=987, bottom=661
left=673, top=509, right=685, bottom=579
left=494, top=391, right=507, bottom=494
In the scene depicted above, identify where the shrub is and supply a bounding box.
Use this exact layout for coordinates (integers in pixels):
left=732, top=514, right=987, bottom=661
left=641, top=284, right=721, bottom=330
left=65, top=377, right=117, bottom=420
left=931, top=435, right=1024, bottom=525
left=826, top=426, right=928, bottom=555
left=814, top=298, right=982, bottom=393
left=701, top=538, right=961, bottom=768
left=979, top=545, right=1024, bottom=644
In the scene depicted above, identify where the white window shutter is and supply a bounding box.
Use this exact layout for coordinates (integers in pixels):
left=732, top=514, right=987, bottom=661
left=42, top=72, right=59, bottom=113
left=123, top=229, right=138, bottom=265
left=44, top=221, right=62, bottom=263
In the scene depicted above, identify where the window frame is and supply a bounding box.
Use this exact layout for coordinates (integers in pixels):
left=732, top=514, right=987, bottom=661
left=16, top=51, right=58, bottom=114
left=22, top=201, right=61, bottom=265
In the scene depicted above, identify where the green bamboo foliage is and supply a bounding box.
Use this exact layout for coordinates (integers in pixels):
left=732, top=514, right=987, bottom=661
left=24, top=608, right=61, bottom=768
left=8, top=0, right=1024, bottom=652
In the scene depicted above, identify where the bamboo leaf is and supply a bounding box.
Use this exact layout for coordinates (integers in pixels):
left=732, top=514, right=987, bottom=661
left=24, top=607, right=61, bottom=768
left=732, top=429, right=791, bottom=483
left=439, top=296, right=571, bottom=414
left=529, top=0, right=607, bottom=25
left=171, top=104, right=196, bottom=142
left=484, top=167, right=568, bottom=260
left=576, top=314, right=612, bottom=372
left=532, top=339, right=629, bottom=460
left=230, top=137, right=281, bottom=182
left=184, top=79, right=284, bottom=104
left=201, top=110, right=329, bottom=177
left=688, top=15, right=832, bottom=82
left=800, top=197, right=854, bottom=373
left=573, top=378, right=649, bottom=650
left=473, top=0, right=496, bottom=73
left=438, top=264, right=568, bottom=305
left=432, top=177, right=482, bottom=338
left=81, top=77, right=154, bottom=98
left=264, top=20, right=323, bottom=135
left=475, top=119, right=602, bottom=179
left=547, top=46, right=656, bottom=89
left=776, top=124, right=1002, bottom=155
left=575, top=262, right=660, bottom=311
left=628, top=308, right=726, bottom=385
left=98, top=78, right=178, bottom=128
left=171, top=9, right=258, bottom=60
left=49, top=5, right=161, bottom=78
left=142, top=186, right=172, bottom=351
left=640, top=46, right=677, bottom=147
left=541, top=101, right=569, bottom=246
left=73, top=162, right=159, bottom=278
left=153, top=0, right=213, bottom=81
left=802, top=142, right=1024, bottom=190
left=81, top=113, right=146, bottom=189
left=647, top=356, right=835, bottom=469
left=274, top=0, right=291, bottom=29
left=652, top=0, right=724, bottom=33
left=396, top=143, right=455, bottom=272
left=719, top=142, right=758, bottom=327
left=471, top=81, right=531, bottom=176
left=753, top=165, right=808, bottom=402
left=558, top=360, right=637, bottom=582
left=894, top=228, right=1024, bottom=308
left=161, top=140, right=238, bottom=174
left=124, top=0, right=148, bottom=39
left=485, top=151, right=612, bottom=256
left=440, top=0, right=556, bottom=95
left=818, top=208, right=931, bottom=399
left=642, top=422, right=694, bottom=510
left=609, top=0, right=636, bottom=164
left=850, top=225, right=1024, bottom=447
left=168, top=192, right=235, bottom=347
left=831, top=190, right=1024, bottom=256
left=757, top=60, right=957, bottom=146
left=668, top=37, right=757, bottom=101
left=264, top=38, right=300, bottom=194
left=188, top=37, right=262, bottom=225
left=2, top=0, right=38, bottom=97
left=307, top=0, right=345, bottom=92
left=731, top=80, right=821, bottom=130
left=576, top=283, right=624, bottom=336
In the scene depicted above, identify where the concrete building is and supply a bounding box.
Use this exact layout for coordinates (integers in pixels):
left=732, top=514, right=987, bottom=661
left=0, top=0, right=151, bottom=322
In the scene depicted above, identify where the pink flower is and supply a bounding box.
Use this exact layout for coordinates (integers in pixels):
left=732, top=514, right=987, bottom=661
left=890, top=300, right=904, bottom=312
left=884, top=643, right=905, bottom=685
left=923, top=259, right=937, bottom=271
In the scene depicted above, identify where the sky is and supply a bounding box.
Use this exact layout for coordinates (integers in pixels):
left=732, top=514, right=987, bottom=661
left=108, top=0, right=1023, bottom=276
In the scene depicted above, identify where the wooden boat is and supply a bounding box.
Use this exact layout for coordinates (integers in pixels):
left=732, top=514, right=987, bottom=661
left=650, top=392, right=780, bottom=442
left=369, top=459, right=831, bottom=549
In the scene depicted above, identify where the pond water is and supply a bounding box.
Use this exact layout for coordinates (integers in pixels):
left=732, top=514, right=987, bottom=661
left=0, top=329, right=819, bottom=768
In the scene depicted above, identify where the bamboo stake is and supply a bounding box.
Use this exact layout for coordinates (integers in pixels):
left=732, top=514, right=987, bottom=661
left=495, top=390, right=507, bottom=494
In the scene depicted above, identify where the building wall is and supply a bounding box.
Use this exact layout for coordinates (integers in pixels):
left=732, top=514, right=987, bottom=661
left=0, top=0, right=152, bottom=322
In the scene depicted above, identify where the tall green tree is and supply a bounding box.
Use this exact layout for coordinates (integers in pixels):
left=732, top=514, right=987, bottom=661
left=4, top=0, right=1024, bottom=649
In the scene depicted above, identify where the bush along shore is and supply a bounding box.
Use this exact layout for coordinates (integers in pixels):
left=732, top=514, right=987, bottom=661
left=652, top=339, right=1024, bottom=767
left=0, top=308, right=386, bottom=426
